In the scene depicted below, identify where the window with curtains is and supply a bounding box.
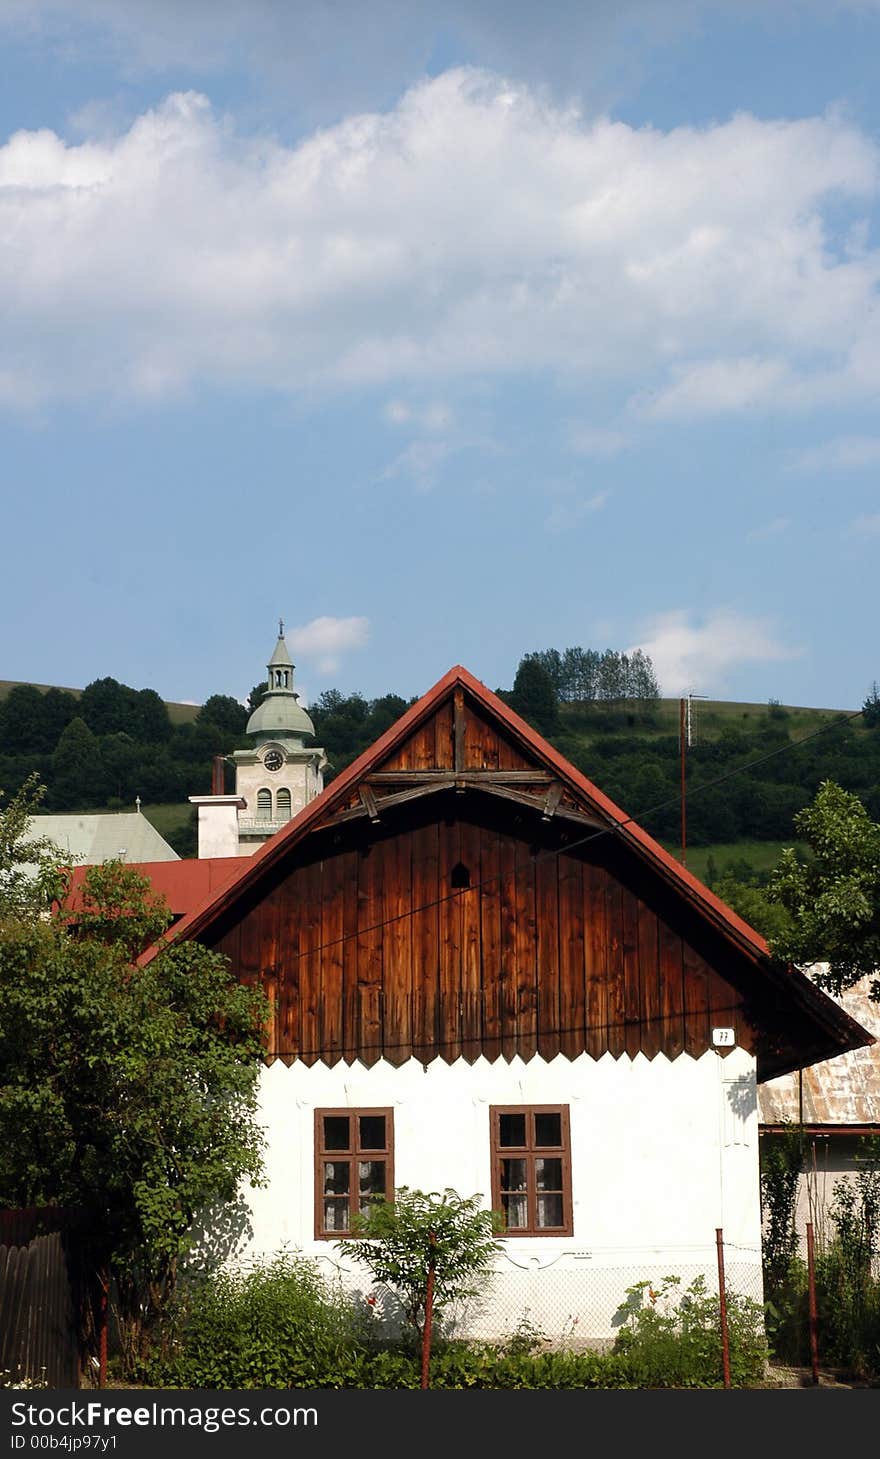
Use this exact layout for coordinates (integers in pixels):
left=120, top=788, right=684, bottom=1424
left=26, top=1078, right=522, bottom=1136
left=490, top=1106, right=572, bottom=1236
left=315, top=1109, right=394, bottom=1238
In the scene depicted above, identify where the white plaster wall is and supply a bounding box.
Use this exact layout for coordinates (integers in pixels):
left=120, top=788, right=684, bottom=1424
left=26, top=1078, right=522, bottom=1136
left=237, top=1050, right=763, bottom=1341
left=194, top=804, right=241, bottom=859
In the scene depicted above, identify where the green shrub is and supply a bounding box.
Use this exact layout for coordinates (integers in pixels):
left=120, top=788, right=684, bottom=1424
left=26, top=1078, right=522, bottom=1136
left=814, top=1157, right=880, bottom=1377
left=611, top=1276, right=768, bottom=1388
left=141, top=1255, right=769, bottom=1389
left=141, top=1252, right=361, bottom=1389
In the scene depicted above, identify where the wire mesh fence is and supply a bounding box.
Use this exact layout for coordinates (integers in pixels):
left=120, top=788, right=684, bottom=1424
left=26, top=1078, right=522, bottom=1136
left=318, top=1234, right=766, bottom=1367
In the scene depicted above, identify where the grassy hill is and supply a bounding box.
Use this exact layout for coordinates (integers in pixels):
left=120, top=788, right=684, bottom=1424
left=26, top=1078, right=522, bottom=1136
left=0, top=678, right=201, bottom=725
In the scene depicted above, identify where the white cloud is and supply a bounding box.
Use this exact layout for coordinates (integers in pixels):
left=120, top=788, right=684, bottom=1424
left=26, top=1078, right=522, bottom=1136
left=384, top=399, right=454, bottom=432
left=0, top=76, right=878, bottom=412
left=639, top=357, right=790, bottom=420
left=285, top=615, right=370, bottom=674
left=628, top=608, right=801, bottom=695
left=788, top=435, right=880, bottom=472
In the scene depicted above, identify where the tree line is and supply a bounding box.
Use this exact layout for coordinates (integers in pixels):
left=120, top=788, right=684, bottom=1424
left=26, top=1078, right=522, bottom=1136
left=517, top=646, right=660, bottom=705
left=2, top=657, right=879, bottom=869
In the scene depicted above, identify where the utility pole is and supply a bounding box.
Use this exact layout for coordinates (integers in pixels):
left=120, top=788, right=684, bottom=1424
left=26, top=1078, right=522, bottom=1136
left=679, top=690, right=707, bottom=867
left=679, top=696, right=687, bottom=866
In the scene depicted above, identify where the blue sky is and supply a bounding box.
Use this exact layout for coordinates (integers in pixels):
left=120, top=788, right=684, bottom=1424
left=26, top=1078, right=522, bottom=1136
left=1, top=1, right=879, bottom=711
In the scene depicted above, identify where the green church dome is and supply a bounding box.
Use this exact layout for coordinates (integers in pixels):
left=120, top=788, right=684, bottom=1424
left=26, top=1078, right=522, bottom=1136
left=246, top=625, right=316, bottom=743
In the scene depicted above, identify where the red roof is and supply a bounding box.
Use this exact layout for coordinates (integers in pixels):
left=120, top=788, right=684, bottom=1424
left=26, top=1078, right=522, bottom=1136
left=140, top=664, right=773, bottom=964
left=67, top=856, right=241, bottom=920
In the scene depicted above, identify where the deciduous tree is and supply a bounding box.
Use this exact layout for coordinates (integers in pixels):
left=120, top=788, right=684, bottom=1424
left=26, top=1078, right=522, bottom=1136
left=0, top=811, right=269, bottom=1372
left=340, top=1187, right=501, bottom=1387
left=768, top=780, right=880, bottom=1000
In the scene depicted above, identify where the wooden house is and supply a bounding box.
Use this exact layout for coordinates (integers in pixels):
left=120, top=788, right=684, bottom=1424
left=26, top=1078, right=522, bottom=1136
left=141, top=666, right=873, bottom=1337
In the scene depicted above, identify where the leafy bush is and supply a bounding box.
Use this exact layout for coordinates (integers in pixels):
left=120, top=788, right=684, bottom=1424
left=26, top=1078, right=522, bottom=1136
left=142, top=1255, right=769, bottom=1389
left=814, top=1156, right=880, bottom=1376
left=611, top=1276, right=768, bottom=1388
left=142, top=1252, right=362, bottom=1389
left=760, top=1142, right=880, bottom=1378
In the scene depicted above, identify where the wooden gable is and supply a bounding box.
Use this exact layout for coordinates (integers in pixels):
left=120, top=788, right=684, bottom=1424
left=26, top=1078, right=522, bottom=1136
left=161, top=670, right=871, bottom=1080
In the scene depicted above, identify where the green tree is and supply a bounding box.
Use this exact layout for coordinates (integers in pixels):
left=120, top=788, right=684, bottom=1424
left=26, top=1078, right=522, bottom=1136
left=340, top=1187, right=501, bottom=1388
left=51, top=715, right=107, bottom=808
left=0, top=683, right=51, bottom=754
left=135, top=687, right=172, bottom=743
left=863, top=681, right=880, bottom=729
left=768, top=780, right=880, bottom=999
left=508, top=657, right=559, bottom=735
left=41, top=687, right=78, bottom=748
left=0, top=773, right=70, bottom=920
left=198, top=694, right=248, bottom=739
left=80, top=676, right=136, bottom=737
left=0, top=842, right=269, bottom=1373
left=247, top=682, right=266, bottom=713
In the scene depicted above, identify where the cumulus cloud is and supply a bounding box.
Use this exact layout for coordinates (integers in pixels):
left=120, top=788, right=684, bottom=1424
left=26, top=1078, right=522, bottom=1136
left=285, top=615, right=370, bottom=674
left=788, top=435, right=880, bottom=472
left=0, top=75, right=878, bottom=412
left=628, top=609, right=801, bottom=695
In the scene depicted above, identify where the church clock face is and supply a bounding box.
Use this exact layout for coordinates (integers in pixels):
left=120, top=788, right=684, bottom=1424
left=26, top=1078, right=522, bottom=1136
left=263, top=749, right=284, bottom=772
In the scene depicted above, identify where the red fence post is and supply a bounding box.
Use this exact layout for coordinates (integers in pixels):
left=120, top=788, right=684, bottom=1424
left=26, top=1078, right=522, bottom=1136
left=420, top=1232, right=436, bottom=1390
left=715, top=1228, right=731, bottom=1389
left=98, top=1269, right=108, bottom=1388
left=806, top=1222, right=819, bottom=1385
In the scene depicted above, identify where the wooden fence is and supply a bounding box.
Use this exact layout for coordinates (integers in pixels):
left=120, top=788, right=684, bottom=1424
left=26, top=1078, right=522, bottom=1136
left=0, top=1208, right=80, bottom=1388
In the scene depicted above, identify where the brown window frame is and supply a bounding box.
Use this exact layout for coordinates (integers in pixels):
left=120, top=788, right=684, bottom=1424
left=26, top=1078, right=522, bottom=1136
left=490, top=1105, right=573, bottom=1237
left=314, top=1107, right=394, bottom=1240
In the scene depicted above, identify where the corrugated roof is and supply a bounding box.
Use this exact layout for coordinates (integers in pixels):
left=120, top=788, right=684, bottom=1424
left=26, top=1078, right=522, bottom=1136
left=759, top=969, right=880, bottom=1128
left=30, top=812, right=179, bottom=865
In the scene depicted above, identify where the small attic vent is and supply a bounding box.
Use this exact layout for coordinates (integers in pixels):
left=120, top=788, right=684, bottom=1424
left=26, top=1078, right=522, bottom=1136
left=450, top=861, right=470, bottom=889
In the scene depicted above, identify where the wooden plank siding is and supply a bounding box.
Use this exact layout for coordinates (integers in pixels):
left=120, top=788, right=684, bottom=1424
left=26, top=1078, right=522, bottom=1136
left=204, top=801, right=754, bottom=1068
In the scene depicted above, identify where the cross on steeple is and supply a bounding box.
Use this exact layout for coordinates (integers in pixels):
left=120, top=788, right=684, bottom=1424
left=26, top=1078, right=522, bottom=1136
left=278, top=617, right=284, bottom=638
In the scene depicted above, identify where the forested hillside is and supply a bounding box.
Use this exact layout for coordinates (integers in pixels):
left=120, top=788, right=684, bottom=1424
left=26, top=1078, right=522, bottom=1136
left=1, top=656, right=877, bottom=879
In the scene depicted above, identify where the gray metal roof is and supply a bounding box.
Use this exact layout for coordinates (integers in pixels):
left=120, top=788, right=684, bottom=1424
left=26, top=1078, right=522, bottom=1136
left=759, top=967, right=880, bottom=1127
left=28, top=813, right=179, bottom=865
left=268, top=634, right=293, bottom=668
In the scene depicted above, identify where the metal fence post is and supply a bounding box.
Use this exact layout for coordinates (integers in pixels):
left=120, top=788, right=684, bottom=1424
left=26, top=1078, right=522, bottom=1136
left=715, top=1228, right=731, bottom=1388
left=806, top=1222, right=819, bottom=1385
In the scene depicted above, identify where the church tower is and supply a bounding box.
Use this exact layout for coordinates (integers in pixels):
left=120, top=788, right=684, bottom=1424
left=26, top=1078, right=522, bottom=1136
left=190, top=625, right=328, bottom=858
left=232, top=625, right=328, bottom=853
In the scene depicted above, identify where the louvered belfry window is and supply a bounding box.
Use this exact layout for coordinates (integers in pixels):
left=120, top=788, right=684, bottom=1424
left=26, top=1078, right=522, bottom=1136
left=256, top=787, right=272, bottom=819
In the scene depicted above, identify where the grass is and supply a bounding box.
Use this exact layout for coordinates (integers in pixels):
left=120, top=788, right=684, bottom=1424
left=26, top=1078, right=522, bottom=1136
left=560, top=697, right=853, bottom=744
left=141, top=803, right=194, bottom=841
left=657, top=839, right=809, bottom=882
